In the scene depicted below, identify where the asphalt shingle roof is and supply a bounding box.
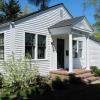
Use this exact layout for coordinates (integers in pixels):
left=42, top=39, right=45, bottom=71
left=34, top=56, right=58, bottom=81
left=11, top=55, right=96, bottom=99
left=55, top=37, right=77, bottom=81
left=49, top=16, right=84, bottom=29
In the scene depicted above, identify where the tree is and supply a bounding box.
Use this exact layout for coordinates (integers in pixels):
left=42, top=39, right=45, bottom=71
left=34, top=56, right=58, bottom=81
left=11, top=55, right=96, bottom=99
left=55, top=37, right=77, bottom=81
left=83, top=0, right=100, bottom=39
left=28, top=0, right=51, bottom=11
left=20, top=4, right=29, bottom=16
left=0, top=0, right=21, bottom=23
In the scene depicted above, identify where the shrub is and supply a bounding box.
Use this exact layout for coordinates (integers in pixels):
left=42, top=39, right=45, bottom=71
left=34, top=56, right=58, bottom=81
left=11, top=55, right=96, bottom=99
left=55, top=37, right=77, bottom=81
left=1, top=55, right=39, bottom=89
left=93, top=69, right=100, bottom=76
left=52, top=77, right=63, bottom=89
left=38, top=83, right=51, bottom=95
left=90, top=66, right=100, bottom=76
left=69, top=74, right=86, bottom=85
left=90, top=66, right=97, bottom=72
left=0, top=73, right=4, bottom=88
left=0, top=55, right=51, bottom=99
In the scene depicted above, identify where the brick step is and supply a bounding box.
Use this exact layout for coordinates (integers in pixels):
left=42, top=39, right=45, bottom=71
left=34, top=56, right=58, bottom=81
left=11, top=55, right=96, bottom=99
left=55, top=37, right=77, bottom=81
left=74, top=70, right=90, bottom=75
left=50, top=70, right=68, bottom=76
left=85, top=76, right=99, bottom=83
left=75, top=72, right=94, bottom=79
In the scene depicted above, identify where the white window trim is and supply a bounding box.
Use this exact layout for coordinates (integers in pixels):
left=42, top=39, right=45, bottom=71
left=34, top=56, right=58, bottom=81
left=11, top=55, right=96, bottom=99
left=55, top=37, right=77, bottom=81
left=25, top=32, right=48, bottom=60
left=73, top=39, right=83, bottom=59
left=0, top=33, right=4, bottom=60
left=37, top=34, right=47, bottom=60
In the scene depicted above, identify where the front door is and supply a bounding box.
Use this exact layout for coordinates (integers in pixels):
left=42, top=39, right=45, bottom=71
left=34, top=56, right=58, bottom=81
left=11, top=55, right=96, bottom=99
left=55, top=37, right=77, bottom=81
left=57, top=39, right=64, bottom=69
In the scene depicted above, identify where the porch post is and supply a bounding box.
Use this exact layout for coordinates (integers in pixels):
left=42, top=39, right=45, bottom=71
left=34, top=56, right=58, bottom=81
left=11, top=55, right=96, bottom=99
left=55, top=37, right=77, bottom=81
left=69, top=33, right=73, bottom=73
left=86, top=36, right=90, bottom=70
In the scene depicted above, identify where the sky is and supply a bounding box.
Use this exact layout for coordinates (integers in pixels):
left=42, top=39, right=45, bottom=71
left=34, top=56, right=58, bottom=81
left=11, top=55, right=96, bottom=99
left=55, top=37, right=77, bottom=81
left=19, top=0, right=95, bottom=25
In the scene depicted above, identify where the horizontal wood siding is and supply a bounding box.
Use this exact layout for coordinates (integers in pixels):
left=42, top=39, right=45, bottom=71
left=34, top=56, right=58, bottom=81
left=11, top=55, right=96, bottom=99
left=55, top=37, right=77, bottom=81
left=14, top=6, right=71, bottom=75
left=88, top=39, right=100, bottom=68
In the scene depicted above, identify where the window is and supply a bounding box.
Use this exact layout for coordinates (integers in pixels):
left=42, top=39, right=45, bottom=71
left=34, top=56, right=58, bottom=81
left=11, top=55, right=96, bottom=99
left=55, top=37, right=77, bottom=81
left=38, top=35, right=46, bottom=59
left=0, top=33, right=4, bottom=59
left=25, top=33, right=35, bottom=59
left=73, top=40, right=78, bottom=58
left=78, top=41, right=82, bottom=58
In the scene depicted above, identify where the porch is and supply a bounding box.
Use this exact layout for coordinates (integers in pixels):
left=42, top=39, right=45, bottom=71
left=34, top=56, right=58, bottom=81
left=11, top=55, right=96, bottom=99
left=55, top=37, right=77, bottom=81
left=49, top=16, right=93, bottom=73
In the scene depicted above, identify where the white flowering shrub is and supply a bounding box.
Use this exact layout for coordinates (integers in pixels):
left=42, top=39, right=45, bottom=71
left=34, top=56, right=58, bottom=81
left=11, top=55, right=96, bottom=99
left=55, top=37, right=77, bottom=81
left=2, top=55, right=39, bottom=89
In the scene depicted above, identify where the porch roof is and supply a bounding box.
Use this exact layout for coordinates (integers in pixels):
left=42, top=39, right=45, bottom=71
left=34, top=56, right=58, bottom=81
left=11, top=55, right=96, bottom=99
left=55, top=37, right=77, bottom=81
left=49, top=16, right=93, bottom=35
left=49, top=16, right=84, bottom=29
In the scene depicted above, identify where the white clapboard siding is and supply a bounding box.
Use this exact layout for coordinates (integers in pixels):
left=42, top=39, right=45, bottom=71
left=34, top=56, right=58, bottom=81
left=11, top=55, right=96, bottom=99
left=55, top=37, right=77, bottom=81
left=14, top=6, right=71, bottom=75
left=88, top=39, right=100, bottom=68
left=0, top=27, right=12, bottom=61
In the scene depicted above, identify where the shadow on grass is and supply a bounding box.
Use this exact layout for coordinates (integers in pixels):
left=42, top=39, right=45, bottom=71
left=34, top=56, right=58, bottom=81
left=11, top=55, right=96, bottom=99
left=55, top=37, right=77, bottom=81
left=30, top=74, right=100, bottom=100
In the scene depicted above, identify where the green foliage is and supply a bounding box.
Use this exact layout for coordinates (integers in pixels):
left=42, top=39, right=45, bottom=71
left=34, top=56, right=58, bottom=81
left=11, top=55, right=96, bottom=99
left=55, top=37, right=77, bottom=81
left=28, top=0, right=51, bottom=10
left=83, top=0, right=100, bottom=39
left=20, top=4, right=29, bottom=16
left=0, top=74, right=3, bottom=88
left=0, top=0, right=21, bottom=23
left=69, top=74, right=86, bottom=85
left=2, top=55, right=39, bottom=89
left=0, top=55, right=52, bottom=99
left=91, top=66, right=100, bottom=76
left=90, top=66, right=98, bottom=72
left=52, top=77, right=63, bottom=89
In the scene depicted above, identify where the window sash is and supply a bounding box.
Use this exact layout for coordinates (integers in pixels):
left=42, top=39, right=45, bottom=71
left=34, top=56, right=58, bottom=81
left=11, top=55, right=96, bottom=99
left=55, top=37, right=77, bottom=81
left=38, top=35, right=46, bottom=59
left=0, top=33, right=4, bottom=59
left=78, top=41, right=82, bottom=58
left=73, top=40, right=82, bottom=58
left=25, top=33, right=35, bottom=59
left=73, top=40, right=78, bottom=58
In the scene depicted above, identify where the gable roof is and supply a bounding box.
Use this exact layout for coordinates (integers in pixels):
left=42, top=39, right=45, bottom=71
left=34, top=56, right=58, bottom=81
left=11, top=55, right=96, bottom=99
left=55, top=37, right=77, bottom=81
left=49, top=16, right=93, bottom=32
left=0, top=3, right=73, bottom=28
left=49, top=16, right=84, bottom=29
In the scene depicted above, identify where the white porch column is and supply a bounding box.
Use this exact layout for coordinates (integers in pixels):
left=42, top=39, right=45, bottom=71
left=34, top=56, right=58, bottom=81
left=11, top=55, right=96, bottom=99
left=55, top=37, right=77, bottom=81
left=86, top=36, right=90, bottom=70
left=69, top=33, right=73, bottom=73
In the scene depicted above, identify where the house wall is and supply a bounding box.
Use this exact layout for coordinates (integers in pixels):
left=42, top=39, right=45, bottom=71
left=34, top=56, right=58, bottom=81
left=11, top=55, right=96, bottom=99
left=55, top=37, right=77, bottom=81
left=52, top=36, right=87, bottom=69
left=0, top=26, right=12, bottom=61
left=14, top=6, right=71, bottom=75
left=88, top=39, right=100, bottom=68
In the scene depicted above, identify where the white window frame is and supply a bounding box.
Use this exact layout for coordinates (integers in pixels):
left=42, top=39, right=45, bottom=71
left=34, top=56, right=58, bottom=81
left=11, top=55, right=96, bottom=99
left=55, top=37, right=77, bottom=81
left=37, top=34, right=47, bottom=60
left=25, top=32, right=47, bottom=60
left=0, top=33, right=4, bottom=60
left=73, top=39, right=83, bottom=58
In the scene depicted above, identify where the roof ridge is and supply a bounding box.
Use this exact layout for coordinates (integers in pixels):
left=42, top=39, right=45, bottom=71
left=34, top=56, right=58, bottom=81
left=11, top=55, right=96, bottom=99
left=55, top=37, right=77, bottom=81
left=0, top=3, right=72, bottom=28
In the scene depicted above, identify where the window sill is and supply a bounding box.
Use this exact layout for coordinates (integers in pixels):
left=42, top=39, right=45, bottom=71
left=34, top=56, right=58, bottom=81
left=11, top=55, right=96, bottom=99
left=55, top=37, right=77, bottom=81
left=31, top=59, right=48, bottom=61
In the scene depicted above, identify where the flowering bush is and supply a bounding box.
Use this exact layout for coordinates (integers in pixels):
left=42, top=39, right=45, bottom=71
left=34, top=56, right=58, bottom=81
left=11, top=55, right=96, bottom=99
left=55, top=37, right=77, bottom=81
left=2, top=55, right=39, bottom=89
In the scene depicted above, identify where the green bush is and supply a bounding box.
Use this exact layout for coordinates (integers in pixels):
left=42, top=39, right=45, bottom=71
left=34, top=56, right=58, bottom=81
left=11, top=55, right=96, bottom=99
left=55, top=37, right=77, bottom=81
left=69, top=74, right=85, bottom=85
left=0, top=74, right=4, bottom=88
left=52, top=77, right=63, bottom=89
left=90, top=66, right=97, bottom=72
left=38, top=83, right=51, bottom=95
left=0, top=55, right=51, bottom=99
left=90, top=66, right=100, bottom=76
left=1, top=55, right=39, bottom=89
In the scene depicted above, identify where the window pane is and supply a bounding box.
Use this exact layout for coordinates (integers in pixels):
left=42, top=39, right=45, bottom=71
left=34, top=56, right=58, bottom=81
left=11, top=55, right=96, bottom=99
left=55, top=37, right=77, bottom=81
left=0, top=33, right=4, bottom=59
left=78, top=41, right=82, bottom=49
left=0, top=34, right=4, bottom=46
left=78, top=41, right=82, bottom=58
left=73, top=40, right=77, bottom=58
left=25, top=33, right=35, bottom=59
left=38, top=35, right=46, bottom=59
left=38, top=47, right=45, bottom=59
left=78, top=49, right=82, bottom=58
left=25, top=33, right=35, bottom=46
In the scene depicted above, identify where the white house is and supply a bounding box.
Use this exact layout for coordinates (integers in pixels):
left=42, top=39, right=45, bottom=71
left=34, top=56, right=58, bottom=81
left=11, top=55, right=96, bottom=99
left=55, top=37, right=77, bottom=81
left=0, top=3, right=100, bottom=75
